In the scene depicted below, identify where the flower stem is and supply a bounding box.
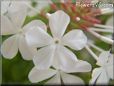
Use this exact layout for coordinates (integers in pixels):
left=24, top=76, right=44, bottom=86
left=100, top=8, right=113, bottom=14
left=87, top=29, right=113, bottom=45
left=94, top=24, right=113, bottom=29
left=91, top=27, right=113, bottom=33
left=24, top=2, right=38, bottom=13
left=88, top=42, right=104, bottom=52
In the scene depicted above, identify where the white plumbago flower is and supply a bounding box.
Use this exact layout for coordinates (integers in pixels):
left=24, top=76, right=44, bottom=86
left=1, top=0, right=29, bottom=15
left=25, top=10, right=87, bottom=69
left=90, top=51, right=114, bottom=84
left=27, top=0, right=51, bottom=16
left=1, top=1, right=47, bottom=60
left=29, top=60, right=91, bottom=85
left=47, top=0, right=114, bottom=61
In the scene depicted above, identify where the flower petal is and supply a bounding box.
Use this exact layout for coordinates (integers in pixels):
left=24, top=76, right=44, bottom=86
left=53, top=45, right=78, bottom=70
left=1, top=35, right=18, bottom=59
left=90, top=68, right=102, bottom=84
left=61, top=72, right=84, bottom=85
left=23, top=20, right=47, bottom=33
left=25, top=27, right=53, bottom=48
left=19, top=35, right=35, bottom=60
left=106, top=65, right=114, bottom=79
left=107, top=54, right=113, bottom=65
left=96, top=69, right=109, bottom=84
left=90, top=68, right=109, bottom=84
left=49, top=10, right=70, bottom=38
left=62, top=30, right=87, bottom=50
left=1, top=1, right=10, bottom=15
left=28, top=67, right=57, bottom=83
left=1, top=15, right=18, bottom=35
left=96, top=51, right=110, bottom=66
left=33, top=45, right=56, bottom=69
left=27, top=0, right=50, bottom=16
left=63, top=60, right=92, bottom=73
left=45, top=72, right=61, bottom=85
left=8, top=1, right=27, bottom=28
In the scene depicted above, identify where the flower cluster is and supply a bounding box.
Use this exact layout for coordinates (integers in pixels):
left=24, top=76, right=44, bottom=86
left=1, top=0, right=114, bottom=85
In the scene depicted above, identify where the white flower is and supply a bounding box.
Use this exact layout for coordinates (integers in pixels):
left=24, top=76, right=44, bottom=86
left=29, top=60, right=91, bottom=85
left=1, top=1, right=28, bottom=15
left=1, top=2, right=47, bottom=60
left=27, top=0, right=51, bottom=16
left=25, top=10, right=87, bottom=69
left=90, top=51, right=114, bottom=84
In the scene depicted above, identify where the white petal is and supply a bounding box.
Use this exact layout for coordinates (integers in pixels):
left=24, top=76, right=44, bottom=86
left=49, top=10, right=70, bottom=38
left=90, top=68, right=102, bottom=84
left=53, top=45, right=78, bottom=70
left=19, top=35, right=34, bottom=60
left=96, top=51, right=110, bottom=66
left=1, top=15, right=18, bottom=35
left=74, top=60, right=92, bottom=72
left=96, top=69, right=109, bottom=84
left=1, top=1, right=10, bottom=15
left=25, top=27, right=53, bottom=48
left=28, top=67, right=57, bottom=83
left=61, top=60, right=92, bottom=73
left=63, top=60, right=92, bottom=73
left=8, top=1, right=27, bottom=28
left=90, top=68, right=109, bottom=84
left=23, top=20, right=47, bottom=33
left=46, top=72, right=61, bottom=85
left=61, top=72, right=84, bottom=85
left=106, top=65, right=114, bottom=79
left=1, top=35, right=19, bottom=59
left=62, top=30, right=87, bottom=50
left=28, top=0, right=50, bottom=16
left=33, top=45, right=56, bottom=69
left=107, top=54, right=113, bottom=65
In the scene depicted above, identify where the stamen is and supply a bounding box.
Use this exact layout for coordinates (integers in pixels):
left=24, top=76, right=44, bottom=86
left=61, top=3, right=68, bottom=10
left=50, top=3, right=58, bottom=10
left=71, top=5, right=76, bottom=13
left=85, top=45, right=98, bottom=60
left=82, top=15, right=101, bottom=24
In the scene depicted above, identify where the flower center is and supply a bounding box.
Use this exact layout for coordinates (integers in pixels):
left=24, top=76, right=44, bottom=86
left=54, top=38, right=60, bottom=44
left=18, top=29, right=23, bottom=34
left=55, top=40, right=59, bottom=44
left=18, top=29, right=25, bottom=37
